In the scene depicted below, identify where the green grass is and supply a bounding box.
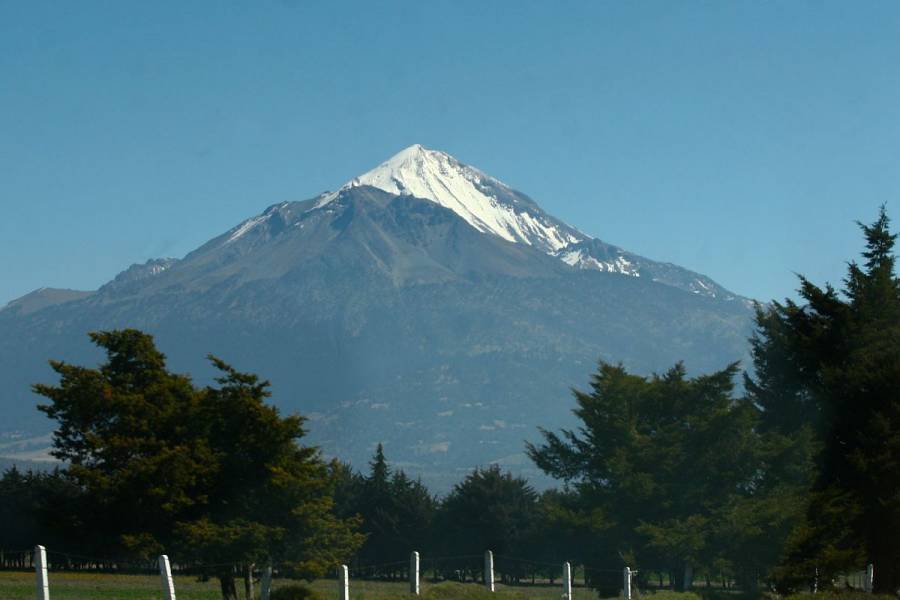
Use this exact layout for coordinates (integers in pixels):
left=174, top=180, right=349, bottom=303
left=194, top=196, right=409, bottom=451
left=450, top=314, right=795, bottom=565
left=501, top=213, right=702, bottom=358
left=642, top=592, right=701, bottom=600
left=0, top=570, right=222, bottom=599
left=0, top=571, right=718, bottom=600
left=0, top=572, right=602, bottom=600
left=782, top=593, right=896, bottom=600
left=332, top=580, right=576, bottom=600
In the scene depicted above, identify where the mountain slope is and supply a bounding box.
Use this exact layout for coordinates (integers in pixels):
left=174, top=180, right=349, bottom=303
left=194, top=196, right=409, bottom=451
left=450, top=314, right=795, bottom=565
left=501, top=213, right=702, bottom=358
left=1, top=288, right=94, bottom=316
left=0, top=147, right=754, bottom=489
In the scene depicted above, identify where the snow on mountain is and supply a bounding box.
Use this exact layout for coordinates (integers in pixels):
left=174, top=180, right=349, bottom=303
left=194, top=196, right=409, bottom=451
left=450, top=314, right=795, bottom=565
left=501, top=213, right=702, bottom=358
left=558, top=247, right=641, bottom=277
left=316, top=144, right=735, bottom=298
left=225, top=203, right=290, bottom=244
left=319, top=144, right=582, bottom=253
left=228, top=215, right=271, bottom=243
left=213, top=144, right=739, bottom=300
left=99, top=257, right=180, bottom=294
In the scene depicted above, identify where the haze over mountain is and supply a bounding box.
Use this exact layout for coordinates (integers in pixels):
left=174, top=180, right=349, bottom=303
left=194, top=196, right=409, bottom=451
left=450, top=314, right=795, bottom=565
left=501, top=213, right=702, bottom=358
left=0, top=145, right=754, bottom=487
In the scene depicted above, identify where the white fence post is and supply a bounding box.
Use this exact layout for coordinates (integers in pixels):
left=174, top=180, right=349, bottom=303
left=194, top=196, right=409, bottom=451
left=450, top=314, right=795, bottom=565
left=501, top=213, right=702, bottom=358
left=623, top=567, right=632, bottom=600
left=245, top=564, right=255, bottom=600
left=410, top=551, right=420, bottom=595
left=484, top=550, right=494, bottom=592
left=865, top=564, right=874, bottom=593
left=339, top=564, right=350, bottom=600
left=34, top=545, right=49, bottom=600
left=563, top=561, right=572, bottom=600
left=159, top=555, right=176, bottom=600
left=261, top=563, right=273, bottom=600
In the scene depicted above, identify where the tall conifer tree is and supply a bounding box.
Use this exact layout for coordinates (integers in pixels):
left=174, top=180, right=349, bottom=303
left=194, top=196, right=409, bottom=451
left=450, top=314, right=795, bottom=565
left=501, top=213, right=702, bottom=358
left=748, top=207, right=900, bottom=592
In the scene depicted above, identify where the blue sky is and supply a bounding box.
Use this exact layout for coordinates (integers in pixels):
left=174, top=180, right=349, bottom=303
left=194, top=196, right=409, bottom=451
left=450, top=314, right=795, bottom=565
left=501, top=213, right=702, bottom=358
left=2, top=1, right=899, bottom=306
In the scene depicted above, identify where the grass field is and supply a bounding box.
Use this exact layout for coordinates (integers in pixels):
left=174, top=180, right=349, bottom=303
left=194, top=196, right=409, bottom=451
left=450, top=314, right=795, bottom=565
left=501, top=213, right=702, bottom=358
left=2, top=571, right=891, bottom=600
left=0, top=571, right=595, bottom=600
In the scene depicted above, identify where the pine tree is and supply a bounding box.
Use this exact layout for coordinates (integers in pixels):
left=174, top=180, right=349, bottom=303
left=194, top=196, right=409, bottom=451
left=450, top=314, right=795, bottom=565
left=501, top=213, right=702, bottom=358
left=351, top=444, right=435, bottom=575
left=369, top=444, right=390, bottom=489
left=749, top=207, right=900, bottom=592
left=356, top=443, right=397, bottom=570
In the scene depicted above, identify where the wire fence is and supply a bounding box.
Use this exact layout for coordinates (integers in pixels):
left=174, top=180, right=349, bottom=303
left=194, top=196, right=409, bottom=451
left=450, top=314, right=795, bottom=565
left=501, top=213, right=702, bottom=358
left=0, top=546, right=880, bottom=600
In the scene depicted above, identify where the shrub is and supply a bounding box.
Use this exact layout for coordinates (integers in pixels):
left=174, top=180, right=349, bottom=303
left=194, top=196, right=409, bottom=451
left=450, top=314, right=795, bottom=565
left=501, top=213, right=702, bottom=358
left=271, top=584, right=324, bottom=600
left=642, top=592, right=702, bottom=600
left=423, top=582, right=526, bottom=600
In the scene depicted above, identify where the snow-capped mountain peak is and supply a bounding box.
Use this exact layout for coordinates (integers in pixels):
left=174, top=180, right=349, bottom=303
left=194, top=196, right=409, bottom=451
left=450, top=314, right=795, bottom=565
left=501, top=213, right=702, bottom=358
left=302, top=145, right=737, bottom=300
left=321, top=144, right=582, bottom=253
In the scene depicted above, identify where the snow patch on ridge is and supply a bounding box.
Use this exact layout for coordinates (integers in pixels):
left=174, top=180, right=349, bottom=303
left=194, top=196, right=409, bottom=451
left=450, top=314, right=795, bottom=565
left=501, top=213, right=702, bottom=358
left=227, top=215, right=269, bottom=243
left=225, top=203, right=288, bottom=244
left=559, top=249, right=640, bottom=277
left=145, top=262, right=173, bottom=276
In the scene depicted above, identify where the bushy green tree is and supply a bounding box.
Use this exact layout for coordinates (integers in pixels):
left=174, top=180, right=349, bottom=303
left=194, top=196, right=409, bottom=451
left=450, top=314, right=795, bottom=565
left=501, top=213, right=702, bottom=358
left=435, top=465, right=539, bottom=583
left=520, top=488, right=585, bottom=584
left=389, top=470, right=436, bottom=560
left=329, top=460, right=365, bottom=522
left=34, top=329, right=363, bottom=599
left=35, top=330, right=212, bottom=557
left=527, top=361, right=765, bottom=592
left=175, top=358, right=364, bottom=598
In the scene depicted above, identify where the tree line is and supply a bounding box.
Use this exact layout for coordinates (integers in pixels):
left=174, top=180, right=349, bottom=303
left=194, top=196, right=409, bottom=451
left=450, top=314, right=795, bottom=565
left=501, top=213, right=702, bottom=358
left=1, top=208, right=898, bottom=597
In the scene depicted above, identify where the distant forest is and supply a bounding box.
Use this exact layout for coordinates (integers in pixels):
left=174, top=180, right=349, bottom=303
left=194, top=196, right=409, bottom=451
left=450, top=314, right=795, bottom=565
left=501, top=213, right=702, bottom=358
left=1, top=209, right=899, bottom=599
left=0, top=457, right=51, bottom=473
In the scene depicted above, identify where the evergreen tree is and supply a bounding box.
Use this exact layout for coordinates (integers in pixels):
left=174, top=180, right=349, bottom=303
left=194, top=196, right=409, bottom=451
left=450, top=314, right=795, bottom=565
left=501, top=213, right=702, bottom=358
left=34, top=329, right=363, bottom=599
left=435, top=465, right=539, bottom=582
left=389, top=471, right=435, bottom=560
left=330, top=460, right=365, bottom=522
left=749, top=207, right=900, bottom=592
left=521, top=489, right=584, bottom=585
left=356, top=443, right=397, bottom=568
left=34, top=329, right=211, bottom=557
left=742, top=302, right=820, bottom=591
left=0, top=467, right=81, bottom=562
left=353, top=444, right=435, bottom=575
left=527, top=361, right=766, bottom=592
left=175, top=357, right=364, bottom=598
left=369, top=444, right=390, bottom=490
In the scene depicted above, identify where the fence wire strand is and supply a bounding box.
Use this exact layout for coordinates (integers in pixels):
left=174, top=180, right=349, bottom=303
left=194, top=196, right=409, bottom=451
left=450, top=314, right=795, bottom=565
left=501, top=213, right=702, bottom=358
left=0, top=545, right=878, bottom=600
